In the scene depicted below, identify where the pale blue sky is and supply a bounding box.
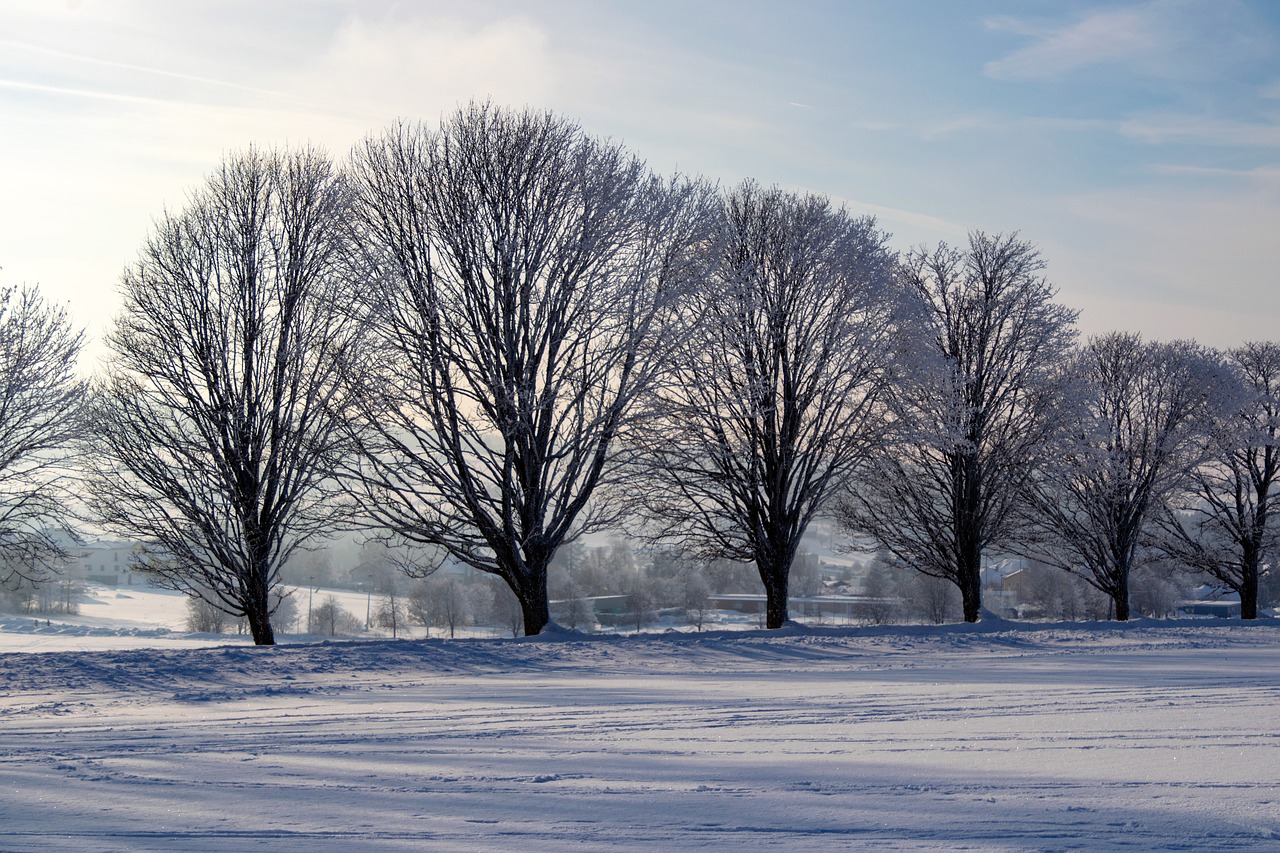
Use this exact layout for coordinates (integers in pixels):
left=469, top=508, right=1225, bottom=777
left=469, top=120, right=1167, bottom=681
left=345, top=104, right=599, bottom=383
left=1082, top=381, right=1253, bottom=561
left=2, top=0, right=1277, bottom=362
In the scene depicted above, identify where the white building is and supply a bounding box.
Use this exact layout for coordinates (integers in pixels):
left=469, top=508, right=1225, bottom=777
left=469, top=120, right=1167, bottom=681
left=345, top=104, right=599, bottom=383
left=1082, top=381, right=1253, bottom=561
left=73, top=540, right=149, bottom=586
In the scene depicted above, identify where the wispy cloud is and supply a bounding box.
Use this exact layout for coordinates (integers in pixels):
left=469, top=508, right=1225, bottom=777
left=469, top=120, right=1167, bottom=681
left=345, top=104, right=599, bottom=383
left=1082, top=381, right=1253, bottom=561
left=0, top=77, right=181, bottom=107
left=1121, top=114, right=1280, bottom=147
left=1149, top=163, right=1280, bottom=181
left=984, top=8, right=1157, bottom=80
left=918, top=112, right=1000, bottom=139
left=913, top=113, right=1113, bottom=139
left=844, top=199, right=969, bottom=240
left=983, top=0, right=1272, bottom=83
left=0, top=38, right=281, bottom=97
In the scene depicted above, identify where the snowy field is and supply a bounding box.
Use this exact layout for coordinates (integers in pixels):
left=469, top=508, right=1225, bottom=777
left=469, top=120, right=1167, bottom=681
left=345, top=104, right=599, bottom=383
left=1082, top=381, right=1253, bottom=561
left=1, top=616, right=1278, bottom=852
left=0, top=583, right=393, bottom=653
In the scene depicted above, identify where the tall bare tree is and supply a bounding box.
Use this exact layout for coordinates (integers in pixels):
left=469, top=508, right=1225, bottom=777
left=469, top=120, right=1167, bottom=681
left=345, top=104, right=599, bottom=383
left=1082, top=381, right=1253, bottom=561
left=0, top=283, right=86, bottom=585
left=345, top=104, right=714, bottom=636
left=838, top=232, right=1078, bottom=622
left=1152, top=341, right=1278, bottom=618
left=85, top=147, right=364, bottom=645
left=635, top=182, right=898, bottom=629
left=1021, top=334, right=1227, bottom=620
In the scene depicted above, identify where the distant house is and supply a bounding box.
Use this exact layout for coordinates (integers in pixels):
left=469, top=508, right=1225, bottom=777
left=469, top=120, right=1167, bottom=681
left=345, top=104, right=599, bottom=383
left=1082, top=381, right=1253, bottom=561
left=73, top=540, right=149, bottom=586
left=1177, top=585, right=1243, bottom=619
left=1178, top=599, right=1242, bottom=619
left=1001, top=569, right=1031, bottom=599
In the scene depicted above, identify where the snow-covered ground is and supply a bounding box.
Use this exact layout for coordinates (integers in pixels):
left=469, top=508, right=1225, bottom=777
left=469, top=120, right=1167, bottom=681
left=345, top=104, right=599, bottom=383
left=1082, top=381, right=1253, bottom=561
left=1, top=615, right=1278, bottom=852
left=0, top=583, right=398, bottom=653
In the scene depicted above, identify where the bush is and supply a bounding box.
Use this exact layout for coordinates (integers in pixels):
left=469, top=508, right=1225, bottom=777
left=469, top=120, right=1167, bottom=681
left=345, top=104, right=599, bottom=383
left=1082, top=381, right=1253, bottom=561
left=186, top=595, right=231, bottom=633
left=909, top=573, right=959, bottom=625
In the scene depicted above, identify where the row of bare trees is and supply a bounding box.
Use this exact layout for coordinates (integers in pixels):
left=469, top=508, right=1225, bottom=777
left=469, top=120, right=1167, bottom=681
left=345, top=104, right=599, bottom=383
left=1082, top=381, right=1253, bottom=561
left=3, top=104, right=1275, bottom=643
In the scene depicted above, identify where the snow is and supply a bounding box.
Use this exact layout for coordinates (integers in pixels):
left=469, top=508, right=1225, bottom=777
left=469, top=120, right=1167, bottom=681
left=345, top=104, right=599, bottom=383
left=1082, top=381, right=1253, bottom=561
left=0, top=583, right=386, bottom=653
left=0, top=585, right=241, bottom=654
left=2, top=615, right=1278, bottom=851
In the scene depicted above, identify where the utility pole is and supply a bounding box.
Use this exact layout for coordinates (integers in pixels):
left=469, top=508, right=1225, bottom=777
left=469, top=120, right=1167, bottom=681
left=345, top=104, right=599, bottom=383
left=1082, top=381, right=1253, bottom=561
left=365, top=572, right=373, bottom=629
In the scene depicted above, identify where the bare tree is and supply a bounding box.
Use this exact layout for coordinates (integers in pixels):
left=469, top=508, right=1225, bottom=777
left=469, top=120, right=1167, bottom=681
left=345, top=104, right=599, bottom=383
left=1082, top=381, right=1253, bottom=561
left=185, top=594, right=231, bottom=633
left=0, top=284, right=86, bottom=586
left=559, top=591, right=596, bottom=632
left=910, top=572, right=959, bottom=625
left=368, top=564, right=407, bottom=637
left=635, top=182, right=898, bottom=629
left=84, top=147, right=365, bottom=645
left=623, top=570, right=657, bottom=632
left=425, top=575, right=474, bottom=639
left=1152, top=341, right=1279, bottom=618
left=263, top=589, right=300, bottom=634
left=310, top=595, right=363, bottom=636
left=374, top=586, right=406, bottom=637
left=549, top=563, right=595, bottom=631
left=406, top=580, right=432, bottom=636
left=1130, top=563, right=1191, bottom=618
left=682, top=571, right=711, bottom=631
left=839, top=233, right=1078, bottom=622
left=44, top=577, right=83, bottom=615
left=860, top=553, right=901, bottom=625
left=487, top=579, right=524, bottom=638
left=1021, top=334, right=1227, bottom=620
left=344, top=103, right=714, bottom=635
left=1017, top=560, right=1108, bottom=621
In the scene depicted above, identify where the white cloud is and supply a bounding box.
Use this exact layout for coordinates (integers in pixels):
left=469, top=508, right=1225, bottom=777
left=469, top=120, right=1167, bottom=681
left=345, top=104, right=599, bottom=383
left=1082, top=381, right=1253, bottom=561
left=983, top=8, right=1158, bottom=80
left=0, top=37, right=280, bottom=97
left=847, top=201, right=969, bottom=242
left=0, top=6, right=568, bottom=365
left=983, top=0, right=1270, bottom=83
left=1120, top=114, right=1280, bottom=147
left=1149, top=163, right=1280, bottom=181
left=3, top=0, right=1276, bottom=361
left=287, top=14, right=558, bottom=126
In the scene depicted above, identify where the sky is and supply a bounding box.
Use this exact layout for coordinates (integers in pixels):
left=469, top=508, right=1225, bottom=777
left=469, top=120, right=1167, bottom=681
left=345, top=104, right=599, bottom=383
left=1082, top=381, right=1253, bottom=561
left=1, top=0, right=1278, bottom=367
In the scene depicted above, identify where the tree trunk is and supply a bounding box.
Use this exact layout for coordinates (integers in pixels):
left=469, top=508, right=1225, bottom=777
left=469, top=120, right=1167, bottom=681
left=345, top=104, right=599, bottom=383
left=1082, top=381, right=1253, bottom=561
left=245, top=606, right=276, bottom=645
left=956, top=455, right=983, bottom=623
left=1241, top=562, right=1259, bottom=620
left=1239, top=542, right=1259, bottom=620
left=747, top=545, right=788, bottom=625
left=760, top=562, right=790, bottom=630
left=959, top=568, right=982, bottom=623
left=515, top=565, right=550, bottom=636
left=1112, top=568, right=1130, bottom=622
left=243, top=551, right=276, bottom=645
left=957, top=533, right=982, bottom=623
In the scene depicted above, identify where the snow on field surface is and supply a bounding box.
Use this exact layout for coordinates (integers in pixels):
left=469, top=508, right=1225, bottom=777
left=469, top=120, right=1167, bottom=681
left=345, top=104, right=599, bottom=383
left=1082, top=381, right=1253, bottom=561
left=2, top=620, right=1279, bottom=852
left=0, top=583, right=380, bottom=653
